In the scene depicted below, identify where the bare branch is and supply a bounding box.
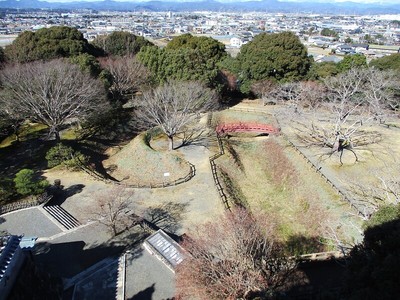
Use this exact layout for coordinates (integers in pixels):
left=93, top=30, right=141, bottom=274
left=0, top=59, right=108, bottom=140
left=99, top=55, right=150, bottom=103
left=136, top=80, right=218, bottom=150
left=91, top=187, right=138, bottom=236
left=176, top=208, right=297, bottom=299
left=282, top=68, right=390, bottom=165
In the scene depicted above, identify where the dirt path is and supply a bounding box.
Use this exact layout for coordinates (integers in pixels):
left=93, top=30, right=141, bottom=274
left=44, top=141, right=224, bottom=236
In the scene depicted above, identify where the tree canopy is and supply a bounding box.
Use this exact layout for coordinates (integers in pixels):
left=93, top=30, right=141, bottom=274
left=91, top=31, right=152, bottom=57
left=369, top=53, right=400, bottom=71
left=0, top=47, right=5, bottom=64
left=320, top=28, right=339, bottom=38
left=235, top=32, right=311, bottom=94
left=166, top=33, right=226, bottom=62
left=337, top=54, right=367, bottom=72
left=363, top=204, right=400, bottom=230
left=137, top=34, right=227, bottom=88
left=14, top=169, right=49, bottom=196
left=69, top=53, right=102, bottom=77
left=5, top=26, right=99, bottom=63
left=99, top=55, right=150, bottom=103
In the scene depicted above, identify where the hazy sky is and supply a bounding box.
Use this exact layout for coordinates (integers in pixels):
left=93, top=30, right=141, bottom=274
left=41, top=0, right=400, bottom=3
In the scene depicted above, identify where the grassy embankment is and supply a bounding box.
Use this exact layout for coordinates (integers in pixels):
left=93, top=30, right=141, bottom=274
left=212, top=109, right=362, bottom=255
left=104, top=128, right=191, bottom=186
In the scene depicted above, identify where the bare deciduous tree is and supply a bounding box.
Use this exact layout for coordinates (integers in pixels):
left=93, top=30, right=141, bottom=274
left=266, top=81, right=325, bottom=111
left=348, top=161, right=400, bottom=215
left=92, top=187, right=139, bottom=237
left=297, top=81, right=327, bottom=109
left=287, top=68, right=390, bottom=165
left=176, top=208, right=297, bottom=300
left=137, top=80, right=218, bottom=150
left=363, top=68, right=399, bottom=123
left=320, top=218, right=360, bottom=260
left=324, top=68, right=366, bottom=140
left=99, top=55, right=150, bottom=102
left=251, top=79, right=278, bottom=104
left=0, top=59, right=108, bottom=141
left=268, top=81, right=299, bottom=108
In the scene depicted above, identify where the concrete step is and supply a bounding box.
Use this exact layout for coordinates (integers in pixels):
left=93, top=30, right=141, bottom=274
left=51, top=205, right=80, bottom=227
left=44, top=205, right=81, bottom=230
left=44, top=206, right=75, bottom=230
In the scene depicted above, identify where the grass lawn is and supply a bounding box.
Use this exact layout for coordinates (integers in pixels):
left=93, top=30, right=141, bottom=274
left=0, top=123, right=48, bottom=148
left=104, top=129, right=191, bottom=185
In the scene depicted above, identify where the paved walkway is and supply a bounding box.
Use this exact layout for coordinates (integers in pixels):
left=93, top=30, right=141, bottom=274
left=125, top=248, right=175, bottom=299
left=1, top=140, right=224, bottom=299
left=0, top=207, right=63, bottom=237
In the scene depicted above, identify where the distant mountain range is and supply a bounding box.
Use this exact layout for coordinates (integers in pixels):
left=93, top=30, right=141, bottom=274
left=0, top=0, right=399, bottom=14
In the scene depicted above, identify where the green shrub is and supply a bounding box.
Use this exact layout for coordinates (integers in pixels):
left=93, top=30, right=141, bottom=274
left=364, top=204, right=400, bottom=230
left=45, top=144, right=87, bottom=170
left=0, top=178, right=14, bottom=203
left=13, top=169, right=49, bottom=196
left=0, top=186, right=13, bottom=203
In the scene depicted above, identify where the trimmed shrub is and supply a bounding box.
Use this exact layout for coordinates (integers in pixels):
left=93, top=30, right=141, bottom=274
left=13, top=169, right=49, bottom=196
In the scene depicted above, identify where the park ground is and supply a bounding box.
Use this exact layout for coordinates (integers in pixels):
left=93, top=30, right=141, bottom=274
left=1, top=100, right=399, bottom=299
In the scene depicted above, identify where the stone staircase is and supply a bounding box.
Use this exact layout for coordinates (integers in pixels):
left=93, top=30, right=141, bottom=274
left=43, top=205, right=81, bottom=230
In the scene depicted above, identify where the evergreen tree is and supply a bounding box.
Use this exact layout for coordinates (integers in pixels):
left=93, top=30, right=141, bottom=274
left=137, top=34, right=226, bottom=88
left=369, top=53, right=400, bottom=71
left=235, top=32, right=311, bottom=94
left=5, top=26, right=100, bottom=62
left=91, top=31, right=152, bottom=57
left=14, top=169, right=49, bottom=196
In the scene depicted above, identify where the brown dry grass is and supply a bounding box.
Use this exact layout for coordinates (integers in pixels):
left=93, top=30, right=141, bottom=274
left=103, top=131, right=190, bottom=185
left=212, top=106, right=365, bottom=253
left=276, top=105, right=400, bottom=213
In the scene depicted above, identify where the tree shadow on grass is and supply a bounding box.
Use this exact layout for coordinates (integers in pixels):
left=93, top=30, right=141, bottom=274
left=286, top=234, right=326, bottom=256
left=143, top=201, right=190, bottom=235
left=0, top=138, right=56, bottom=178
left=174, top=126, right=211, bottom=150
left=64, top=139, right=120, bottom=181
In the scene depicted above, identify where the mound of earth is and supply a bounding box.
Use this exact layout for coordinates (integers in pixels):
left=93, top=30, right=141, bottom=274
left=103, top=133, right=191, bottom=185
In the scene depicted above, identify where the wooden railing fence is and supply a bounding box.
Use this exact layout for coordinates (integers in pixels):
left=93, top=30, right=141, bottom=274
left=209, top=134, right=231, bottom=210
left=76, top=157, right=196, bottom=189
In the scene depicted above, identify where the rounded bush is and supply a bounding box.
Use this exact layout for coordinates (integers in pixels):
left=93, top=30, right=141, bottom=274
left=14, top=169, right=49, bottom=196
